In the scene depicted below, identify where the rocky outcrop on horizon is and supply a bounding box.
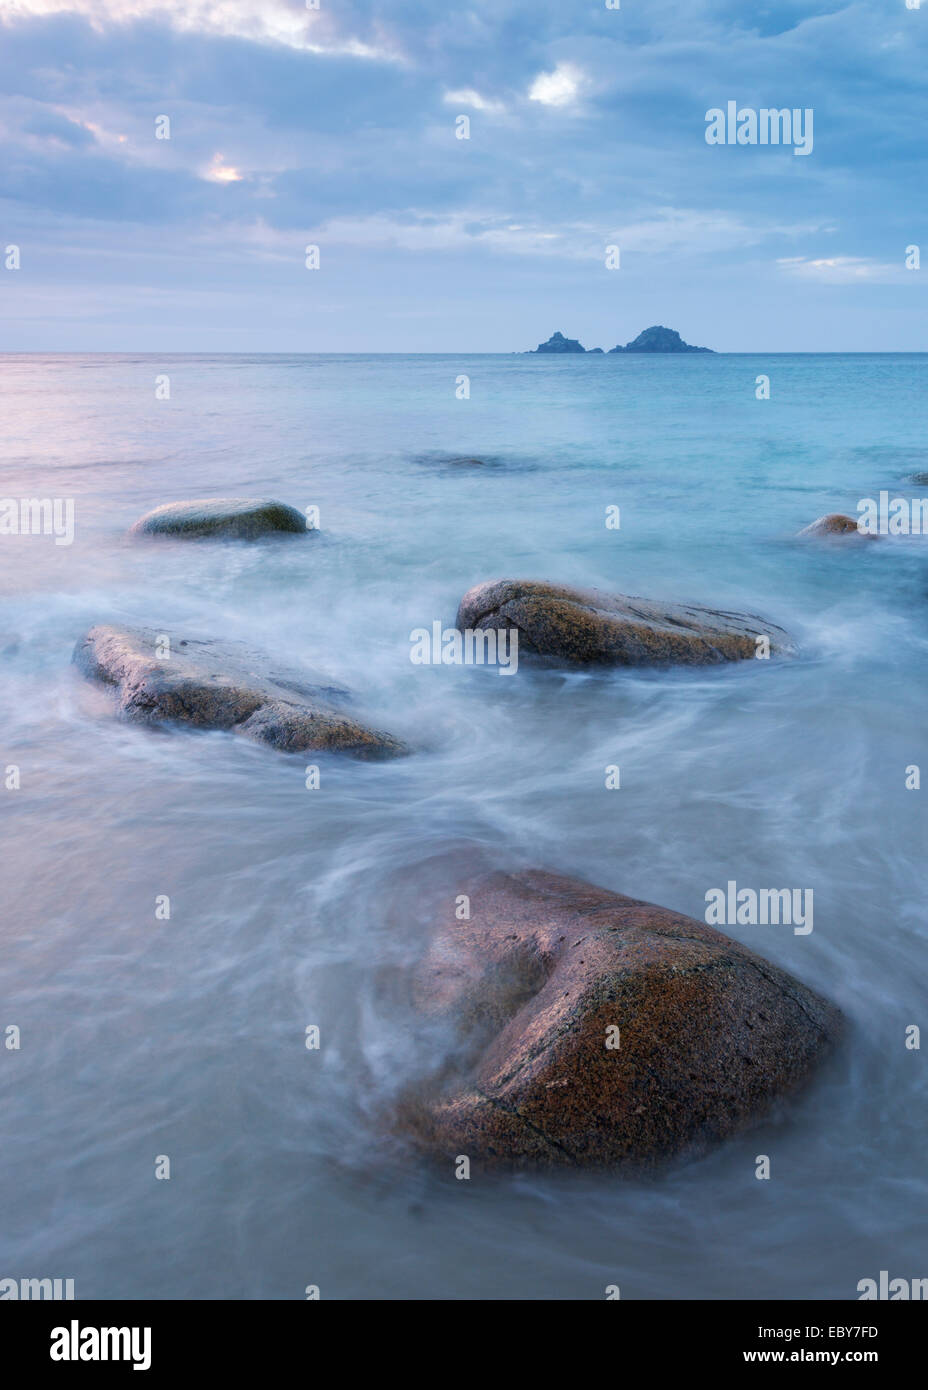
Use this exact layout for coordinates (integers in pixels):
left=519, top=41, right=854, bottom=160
left=532, top=330, right=587, bottom=353
left=609, top=325, right=713, bottom=354
left=531, top=326, right=713, bottom=354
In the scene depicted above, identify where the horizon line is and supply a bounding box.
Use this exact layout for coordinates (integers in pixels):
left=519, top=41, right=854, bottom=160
left=3, top=349, right=928, bottom=357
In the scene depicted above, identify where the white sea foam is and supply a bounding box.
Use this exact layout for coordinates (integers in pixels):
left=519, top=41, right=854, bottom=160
left=0, top=352, right=925, bottom=1299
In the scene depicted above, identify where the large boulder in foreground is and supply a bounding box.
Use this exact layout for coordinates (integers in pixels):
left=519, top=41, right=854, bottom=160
left=130, top=498, right=309, bottom=539
left=74, top=625, right=406, bottom=759
left=457, top=579, right=792, bottom=666
left=402, top=868, right=841, bottom=1169
left=798, top=513, right=871, bottom=539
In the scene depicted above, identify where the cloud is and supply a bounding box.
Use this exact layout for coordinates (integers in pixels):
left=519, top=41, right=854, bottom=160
left=614, top=208, right=822, bottom=256
left=202, top=151, right=243, bottom=183
left=0, top=0, right=405, bottom=61
left=273, top=210, right=564, bottom=258
left=528, top=62, right=583, bottom=107
left=275, top=205, right=819, bottom=263
left=442, top=88, right=506, bottom=115
left=21, top=108, right=95, bottom=147
left=0, top=0, right=926, bottom=348
left=777, top=255, right=914, bottom=285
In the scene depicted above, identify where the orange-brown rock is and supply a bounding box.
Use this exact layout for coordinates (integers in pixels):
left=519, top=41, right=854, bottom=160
left=798, top=513, right=870, bottom=538
left=456, top=579, right=792, bottom=666
left=404, top=868, right=841, bottom=1169
left=73, top=624, right=407, bottom=759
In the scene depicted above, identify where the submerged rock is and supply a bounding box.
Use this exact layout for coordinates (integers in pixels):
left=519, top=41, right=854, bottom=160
left=457, top=579, right=792, bottom=666
left=798, top=513, right=870, bottom=538
left=130, top=498, right=310, bottom=540
left=403, top=867, right=842, bottom=1169
left=73, top=625, right=407, bottom=759
left=415, top=453, right=497, bottom=470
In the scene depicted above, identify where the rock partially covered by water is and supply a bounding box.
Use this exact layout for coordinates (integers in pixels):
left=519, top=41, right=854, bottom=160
left=457, top=579, right=792, bottom=665
left=74, top=625, right=407, bottom=759
left=404, top=868, right=841, bottom=1169
left=130, top=498, right=310, bottom=539
left=799, top=513, right=868, bottom=538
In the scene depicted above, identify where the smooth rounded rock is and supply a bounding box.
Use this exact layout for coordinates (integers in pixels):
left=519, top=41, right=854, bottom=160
left=130, top=498, right=310, bottom=539
left=73, top=624, right=407, bottom=760
left=456, top=579, right=792, bottom=666
left=798, top=513, right=870, bottom=538
left=401, top=868, right=842, bottom=1170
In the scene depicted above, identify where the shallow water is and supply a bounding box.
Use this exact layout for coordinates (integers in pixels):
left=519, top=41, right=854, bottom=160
left=1, top=352, right=926, bottom=1299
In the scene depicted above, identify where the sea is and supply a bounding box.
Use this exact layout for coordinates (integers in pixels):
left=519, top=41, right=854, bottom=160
left=0, top=351, right=926, bottom=1299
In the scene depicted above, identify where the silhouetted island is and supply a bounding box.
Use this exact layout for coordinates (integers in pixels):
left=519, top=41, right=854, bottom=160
left=531, top=326, right=713, bottom=354
left=532, top=330, right=586, bottom=354
left=610, top=326, right=712, bottom=354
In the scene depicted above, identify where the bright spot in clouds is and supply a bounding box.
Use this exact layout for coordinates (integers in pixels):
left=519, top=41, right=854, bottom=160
left=204, top=153, right=243, bottom=184
left=528, top=63, right=582, bottom=107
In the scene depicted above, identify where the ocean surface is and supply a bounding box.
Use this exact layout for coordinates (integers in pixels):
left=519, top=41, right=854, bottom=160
left=1, top=351, right=926, bottom=1300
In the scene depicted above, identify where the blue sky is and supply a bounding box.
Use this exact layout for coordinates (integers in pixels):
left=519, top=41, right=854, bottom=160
left=0, top=0, right=925, bottom=351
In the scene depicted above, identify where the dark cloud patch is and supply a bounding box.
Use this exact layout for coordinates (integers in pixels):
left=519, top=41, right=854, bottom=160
left=22, top=109, right=96, bottom=147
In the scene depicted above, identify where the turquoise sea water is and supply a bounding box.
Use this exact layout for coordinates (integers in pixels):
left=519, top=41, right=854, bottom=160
left=0, top=352, right=926, bottom=1299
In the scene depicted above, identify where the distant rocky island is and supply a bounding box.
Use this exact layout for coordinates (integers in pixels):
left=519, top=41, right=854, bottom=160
left=533, top=331, right=586, bottom=354
left=532, top=326, right=713, bottom=354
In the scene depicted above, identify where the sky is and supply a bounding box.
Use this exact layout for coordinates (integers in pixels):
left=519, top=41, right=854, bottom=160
left=0, top=0, right=926, bottom=352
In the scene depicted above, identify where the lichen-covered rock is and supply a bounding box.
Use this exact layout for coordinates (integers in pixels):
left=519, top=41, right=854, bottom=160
left=402, top=868, right=842, bottom=1169
left=130, top=498, right=310, bottom=539
left=73, top=625, right=407, bottom=759
left=798, top=513, right=870, bottom=538
left=456, top=579, right=792, bottom=666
